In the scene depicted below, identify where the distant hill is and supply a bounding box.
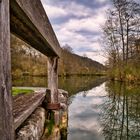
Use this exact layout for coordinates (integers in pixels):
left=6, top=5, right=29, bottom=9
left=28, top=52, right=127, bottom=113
left=59, top=48, right=106, bottom=76
left=11, top=35, right=106, bottom=78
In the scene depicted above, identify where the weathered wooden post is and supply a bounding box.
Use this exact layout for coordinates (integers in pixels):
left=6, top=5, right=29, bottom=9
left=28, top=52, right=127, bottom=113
left=0, top=0, right=14, bottom=139
left=47, top=56, right=60, bottom=125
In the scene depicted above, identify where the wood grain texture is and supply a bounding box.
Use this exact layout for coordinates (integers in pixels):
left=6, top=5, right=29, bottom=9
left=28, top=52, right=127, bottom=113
left=0, top=0, right=14, bottom=139
left=48, top=57, right=60, bottom=125
left=10, top=0, right=61, bottom=57
left=13, top=92, right=46, bottom=130
left=48, top=57, right=59, bottom=103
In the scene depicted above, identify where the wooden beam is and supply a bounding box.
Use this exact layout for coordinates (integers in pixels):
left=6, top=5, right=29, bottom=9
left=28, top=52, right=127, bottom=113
left=10, top=0, right=61, bottom=57
left=48, top=57, right=60, bottom=125
left=48, top=57, right=59, bottom=103
left=0, top=0, right=14, bottom=139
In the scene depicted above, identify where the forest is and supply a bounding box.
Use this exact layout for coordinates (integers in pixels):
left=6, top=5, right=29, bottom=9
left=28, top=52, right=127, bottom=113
left=11, top=35, right=105, bottom=79
left=102, top=0, right=140, bottom=83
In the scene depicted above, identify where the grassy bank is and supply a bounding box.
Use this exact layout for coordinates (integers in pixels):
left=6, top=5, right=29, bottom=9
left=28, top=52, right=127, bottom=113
left=12, top=88, right=34, bottom=96
left=108, top=63, right=140, bottom=84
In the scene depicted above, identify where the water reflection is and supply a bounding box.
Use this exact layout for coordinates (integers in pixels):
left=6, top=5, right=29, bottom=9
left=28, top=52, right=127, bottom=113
left=12, top=76, right=106, bottom=96
left=58, top=76, right=106, bottom=96
left=100, top=81, right=140, bottom=140
left=68, top=82, right=106, bottom=140
left=12, top=76, right=48, bottom=87
left=68, top=80, right=140, bottom=140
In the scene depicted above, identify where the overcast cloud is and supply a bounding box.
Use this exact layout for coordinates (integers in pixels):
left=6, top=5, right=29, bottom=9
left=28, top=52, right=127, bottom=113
left=41, top=0, right=111, bottom=64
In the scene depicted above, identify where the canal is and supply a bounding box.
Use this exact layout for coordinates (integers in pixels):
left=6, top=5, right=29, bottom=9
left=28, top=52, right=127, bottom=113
left=13, top=76, right=140, bottom=140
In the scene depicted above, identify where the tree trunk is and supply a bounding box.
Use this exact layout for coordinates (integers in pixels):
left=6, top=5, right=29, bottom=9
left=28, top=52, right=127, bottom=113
left=126, top=20, right=129, bottom=64
left=118, top=8, right=125, bottom=62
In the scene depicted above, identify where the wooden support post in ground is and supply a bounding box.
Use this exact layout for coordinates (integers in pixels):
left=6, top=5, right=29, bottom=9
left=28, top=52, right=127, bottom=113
left=0, top=0, right=14, bottom=139
left=48, top=57, right=60, bottom=125
left=48, top=57, right=59, bottom=103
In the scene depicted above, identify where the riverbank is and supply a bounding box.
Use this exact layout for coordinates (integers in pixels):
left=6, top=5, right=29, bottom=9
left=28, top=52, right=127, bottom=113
left=107, top=62, right=140, bottom=85
left=108, top=73, right=140, bottom=85
left=12, top=72, right=107, bottom=79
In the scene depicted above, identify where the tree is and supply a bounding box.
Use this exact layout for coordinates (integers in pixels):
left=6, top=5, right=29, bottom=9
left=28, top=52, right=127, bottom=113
left=62, top=44, right=73, bottom=53
left=102, top=0, right=140, bottom=81
left=103, top=0, right=140, bottom=62
left=83, top=53, right=87, bottom=58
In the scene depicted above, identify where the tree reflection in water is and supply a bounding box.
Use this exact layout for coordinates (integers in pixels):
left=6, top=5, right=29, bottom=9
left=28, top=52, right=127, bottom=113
left=100, top=81, right=140, bottom=140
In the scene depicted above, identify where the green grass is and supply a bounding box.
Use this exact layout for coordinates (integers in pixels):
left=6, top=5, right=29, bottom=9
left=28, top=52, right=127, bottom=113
left=12, top=88, right=34, bottom=96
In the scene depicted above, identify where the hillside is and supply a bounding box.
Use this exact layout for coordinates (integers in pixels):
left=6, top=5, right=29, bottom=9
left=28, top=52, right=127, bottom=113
left=11, top=35, right=105, bottom=78
left=59, top=48, right=105, bottom=76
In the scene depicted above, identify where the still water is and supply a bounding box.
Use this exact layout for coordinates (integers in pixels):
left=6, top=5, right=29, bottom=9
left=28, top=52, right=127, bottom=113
left=13, top=76, right=140, bottom=140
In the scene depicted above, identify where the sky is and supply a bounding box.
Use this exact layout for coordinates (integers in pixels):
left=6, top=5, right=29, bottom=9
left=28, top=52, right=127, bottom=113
left=41, top=0, right=111, bottom=64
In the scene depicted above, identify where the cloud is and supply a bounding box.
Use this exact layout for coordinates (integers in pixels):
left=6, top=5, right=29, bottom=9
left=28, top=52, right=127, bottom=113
left=41, top=0, right=110, bottom=64
left=43, top=4, right=67, bottom=18
left=62, top=16, right=103, bottom=33
left=42, top=1, right=94, bottom=19
left=97, top=0, right=107, bottom=3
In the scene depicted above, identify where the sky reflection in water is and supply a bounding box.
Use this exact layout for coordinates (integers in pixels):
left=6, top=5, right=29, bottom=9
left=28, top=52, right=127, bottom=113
left=67, top=81, right=140, bottom=140
left=68, top=83, right=107, bottom=140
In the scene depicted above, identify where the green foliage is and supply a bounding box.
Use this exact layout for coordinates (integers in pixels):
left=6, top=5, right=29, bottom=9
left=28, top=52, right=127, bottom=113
left=11, top=35, right=106, bottom=79
left=59, top=48, right=106, bottom=76
left=11, top=34, right=48, bottom=78
left=12, top=88, right=34, bottom=96
left=107, top=62, right=140, bottom=83
left=124, top=63, right=140, bottom=82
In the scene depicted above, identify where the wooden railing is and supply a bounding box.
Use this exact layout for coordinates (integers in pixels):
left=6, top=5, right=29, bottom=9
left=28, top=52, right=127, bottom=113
left=0, top=0, right=62, bottom=139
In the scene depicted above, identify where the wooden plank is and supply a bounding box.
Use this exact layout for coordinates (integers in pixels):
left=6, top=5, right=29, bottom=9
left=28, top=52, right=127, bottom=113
left=0, top=0, right=14, bottom=139
left=10, top=0, right=61, bottom=57
left=13, top=92, right=46, bottom=130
